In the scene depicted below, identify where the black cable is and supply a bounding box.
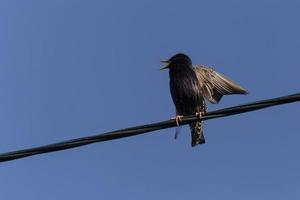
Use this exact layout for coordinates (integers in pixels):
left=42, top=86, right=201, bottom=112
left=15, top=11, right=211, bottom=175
left=0, top=92, right=299, bottom=163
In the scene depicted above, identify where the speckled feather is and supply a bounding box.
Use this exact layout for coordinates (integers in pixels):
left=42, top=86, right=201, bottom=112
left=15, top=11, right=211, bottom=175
left=164, top=53, right=247, bottom=147
left=168, top=55, right=206, bottom=146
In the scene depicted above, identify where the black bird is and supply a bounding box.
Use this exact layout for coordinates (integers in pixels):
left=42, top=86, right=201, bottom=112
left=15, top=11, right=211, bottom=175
left=161, top=53, right=248, bottom=147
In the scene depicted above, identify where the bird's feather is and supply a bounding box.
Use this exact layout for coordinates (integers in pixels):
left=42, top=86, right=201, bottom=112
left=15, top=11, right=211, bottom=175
left=194, top=65, right=248, bottom=104
left=189, top=121, right=205, bottom=146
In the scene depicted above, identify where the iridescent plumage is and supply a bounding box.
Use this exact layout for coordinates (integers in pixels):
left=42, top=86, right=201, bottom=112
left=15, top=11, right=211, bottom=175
left=161, top=53, right=247, bottom=147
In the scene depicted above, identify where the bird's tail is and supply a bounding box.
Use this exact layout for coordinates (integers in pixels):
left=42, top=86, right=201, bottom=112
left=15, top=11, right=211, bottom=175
left=189, top=121, right=205, bottom=147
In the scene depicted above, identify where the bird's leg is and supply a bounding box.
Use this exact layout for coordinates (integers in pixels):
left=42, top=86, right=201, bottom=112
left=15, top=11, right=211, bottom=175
left=195, top=111, right=205, bottom=121
left=171, top=115, right=184, bottom=126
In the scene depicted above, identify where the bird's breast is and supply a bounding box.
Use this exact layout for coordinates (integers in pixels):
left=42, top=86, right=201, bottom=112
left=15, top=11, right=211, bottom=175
left=169, top=69, right=204, bottom=115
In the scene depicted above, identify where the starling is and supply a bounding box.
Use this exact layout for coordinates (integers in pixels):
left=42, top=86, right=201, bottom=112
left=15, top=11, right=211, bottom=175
left=161, top=53, right=248, bottom=147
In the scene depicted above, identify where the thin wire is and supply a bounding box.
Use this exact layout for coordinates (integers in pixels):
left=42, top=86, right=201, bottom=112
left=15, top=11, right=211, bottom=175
left=0, top=92, right=299, bottom=163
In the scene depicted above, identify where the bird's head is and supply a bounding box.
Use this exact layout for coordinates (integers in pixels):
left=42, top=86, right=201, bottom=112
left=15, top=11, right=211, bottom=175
left=160, top=53, right=192, bottom=70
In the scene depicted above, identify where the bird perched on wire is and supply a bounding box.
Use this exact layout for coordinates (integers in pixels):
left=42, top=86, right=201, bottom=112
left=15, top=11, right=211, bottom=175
left=161, top=53, right=248, bottom=147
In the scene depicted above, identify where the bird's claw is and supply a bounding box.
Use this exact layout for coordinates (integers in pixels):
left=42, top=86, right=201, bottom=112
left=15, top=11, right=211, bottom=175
left=195, top=111, right=205, bottom=120
left=171, top=115, right=184, bottom=126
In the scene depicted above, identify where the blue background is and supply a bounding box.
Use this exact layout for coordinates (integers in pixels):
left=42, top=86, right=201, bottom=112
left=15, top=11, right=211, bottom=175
left=0, top=1, right=299, bottom=199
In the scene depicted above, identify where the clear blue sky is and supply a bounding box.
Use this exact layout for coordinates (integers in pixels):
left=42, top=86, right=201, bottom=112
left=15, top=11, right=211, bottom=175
left=0, top=1, right=299, bottom=199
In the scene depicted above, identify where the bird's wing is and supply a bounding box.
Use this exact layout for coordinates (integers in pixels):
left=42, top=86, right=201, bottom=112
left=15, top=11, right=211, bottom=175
left=194, top=65, right=248, bottom=104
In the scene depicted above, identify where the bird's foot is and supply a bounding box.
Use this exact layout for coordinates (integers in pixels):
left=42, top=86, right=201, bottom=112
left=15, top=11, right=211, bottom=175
left=195, top=111, right=205, bottom=120
left=171, top=115, right=184, bottom=126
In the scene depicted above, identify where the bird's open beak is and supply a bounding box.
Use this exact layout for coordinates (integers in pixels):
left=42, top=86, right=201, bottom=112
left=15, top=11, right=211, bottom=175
left=160, top=60, right=170, bottom=70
